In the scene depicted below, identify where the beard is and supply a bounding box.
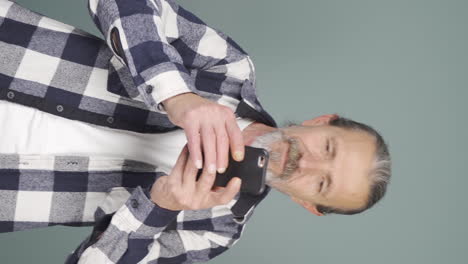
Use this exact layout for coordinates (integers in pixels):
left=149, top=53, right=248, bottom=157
left=249, top=127, right=303, bottom=186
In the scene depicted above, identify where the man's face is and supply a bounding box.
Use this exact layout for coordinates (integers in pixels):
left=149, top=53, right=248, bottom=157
left=250, top=115, right=376, bottom=215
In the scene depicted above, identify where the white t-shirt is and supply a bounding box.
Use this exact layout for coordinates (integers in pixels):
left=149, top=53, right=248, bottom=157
left=0, top=100, right=255, bottom=174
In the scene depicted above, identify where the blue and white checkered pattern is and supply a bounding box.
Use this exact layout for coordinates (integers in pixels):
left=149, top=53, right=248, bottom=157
left=0, top=0, right=276, bottom=134
left=0, top=0, right=276, bottom=263
left=0, top=151, right=270, bottom=263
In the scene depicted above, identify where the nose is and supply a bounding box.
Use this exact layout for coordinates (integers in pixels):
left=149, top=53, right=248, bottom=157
left=297, top=149, right=332, bottom=176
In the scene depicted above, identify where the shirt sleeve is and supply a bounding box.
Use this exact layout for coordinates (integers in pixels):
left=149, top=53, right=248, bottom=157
left=66, top=183, right=257, bottom=263
left=88, top=0, right=195, bottom=111
left=87, top=0, right=256, bottom=112
left=65, top=184, right=180, bottom=263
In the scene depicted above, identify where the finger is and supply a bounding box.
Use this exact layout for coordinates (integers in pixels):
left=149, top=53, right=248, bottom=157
left=196, top=166, right=217, bottom=196
left=182, top=152, right=199, bottom=190
left=185, top=124, right=203, bottom=169
left=169, top=145, right=189, bottom=185
left=211, top=186, right=225, bottom=193
left=215, top=124, right=229, bottom=174
left=216, top=177, right=242, bottom=204
left=196, top=126, right=217, bottom=194
left=226, top=117, right=245, bottom=162
left=201, top=124, right=217, bottom=175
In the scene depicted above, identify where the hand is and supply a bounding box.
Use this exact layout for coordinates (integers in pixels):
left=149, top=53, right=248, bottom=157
left=162, top=92, right=245, bottom=174
left=150, top=145, right=242, bottom=211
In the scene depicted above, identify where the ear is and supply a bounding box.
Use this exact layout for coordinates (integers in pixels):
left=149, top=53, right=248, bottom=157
left=301, top=114, right=339, bottom=127
left=290, top=196, right=324, bottom=216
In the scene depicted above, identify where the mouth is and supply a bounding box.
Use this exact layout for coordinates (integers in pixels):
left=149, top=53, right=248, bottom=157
left=278, top=136, right=303, bottom=180
left=280, top=140, right=290, bottom=175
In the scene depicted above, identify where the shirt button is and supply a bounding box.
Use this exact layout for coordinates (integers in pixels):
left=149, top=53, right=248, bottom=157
left=56, top=105, right=64, bottom=112
left=131, top=199, right=139, bottom=208
left=7, top=91, right=15, bottom=99
left=145, top=85, right=153, bottom=94
left=106, top=116, right=114, bottom=123
left=157, top=103, right=165, bottom=111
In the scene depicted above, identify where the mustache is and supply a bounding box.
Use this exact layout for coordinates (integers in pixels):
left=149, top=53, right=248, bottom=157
left=279, top=136, right=302, bottom=180
left=249, top=127, right=303, bottom=182
left=268, top=134, right=302, bottom=180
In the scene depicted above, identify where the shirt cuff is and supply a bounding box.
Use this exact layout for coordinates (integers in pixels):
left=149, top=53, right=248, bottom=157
left=138, top=62, right=197, bottom=103
left=156, top=90, right=195, bottom=114
left=111, top=186, right=181, bottom=237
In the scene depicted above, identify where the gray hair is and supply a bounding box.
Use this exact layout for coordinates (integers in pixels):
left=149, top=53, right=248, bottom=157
left=316, top=116, right=392, bottom=215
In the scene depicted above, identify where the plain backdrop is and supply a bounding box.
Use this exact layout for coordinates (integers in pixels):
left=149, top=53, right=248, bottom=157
left=1, top=0, right=467, bottom=263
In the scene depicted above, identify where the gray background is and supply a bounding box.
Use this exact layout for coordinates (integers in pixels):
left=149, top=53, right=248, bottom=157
left=1, top=0, right=467, bottom=263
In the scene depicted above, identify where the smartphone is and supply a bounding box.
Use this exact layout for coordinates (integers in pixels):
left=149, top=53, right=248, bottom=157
left=196, top=146, right=269, bottom=196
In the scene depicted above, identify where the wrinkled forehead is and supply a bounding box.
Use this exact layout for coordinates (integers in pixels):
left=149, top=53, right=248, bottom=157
left=327, top=128, right=376, bottom=210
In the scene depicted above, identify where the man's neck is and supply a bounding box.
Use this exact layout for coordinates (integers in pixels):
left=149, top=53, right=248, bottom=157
left=242, top=122, right=276, bottom=146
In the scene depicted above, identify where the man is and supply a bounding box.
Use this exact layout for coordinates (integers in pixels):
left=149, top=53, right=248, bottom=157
left=0, top=0, right=392, bottom=263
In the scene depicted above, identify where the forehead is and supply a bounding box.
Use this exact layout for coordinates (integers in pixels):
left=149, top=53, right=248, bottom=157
left=322, top=126, right=376, bottom=209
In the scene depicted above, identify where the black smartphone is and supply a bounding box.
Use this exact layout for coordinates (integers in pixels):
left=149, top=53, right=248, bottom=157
left=196, top=146, right=269, bottom=196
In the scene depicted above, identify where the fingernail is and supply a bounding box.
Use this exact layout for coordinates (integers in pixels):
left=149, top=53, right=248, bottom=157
left=217, top=167, right=226, bottom=174
left=195, top=160, right=202, bottom=169
left=234, top=151, right=244, bottom=161
left=235, top=178, right=242, bottom=187
left=209, top=164, right=216, bottom=174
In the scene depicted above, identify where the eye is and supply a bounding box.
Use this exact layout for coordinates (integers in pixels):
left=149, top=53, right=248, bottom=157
left=318, top=179, right=324, bottom=193
left=325, top=139, right=331, bottom=155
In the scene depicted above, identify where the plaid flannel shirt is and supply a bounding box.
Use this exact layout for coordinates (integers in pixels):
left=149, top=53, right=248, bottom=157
left=0, top=0, right=277, bottom=263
